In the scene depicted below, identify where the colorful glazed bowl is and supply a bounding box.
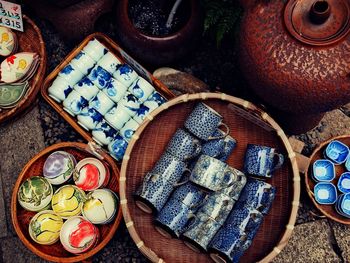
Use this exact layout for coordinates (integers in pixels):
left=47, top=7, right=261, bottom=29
left=82, top=188, right=119, bottom=224
left=73, top=157, right=110, bottom=191
left=28, top=210, right=63, bottom=245
left=51, top=185, right=86, bottom=219
left=60, top=216, right=99, bottom=254
left=314, top=182, right=337, bottom=205
left=18, top=176, right=53, bottom=212
left=338, top=172, right=350, bottom=194
left=324, top=140, right=350, bottom=164
left=43, top=151, right=77, bottom=185
left=312, top=159, right=335, bottom=182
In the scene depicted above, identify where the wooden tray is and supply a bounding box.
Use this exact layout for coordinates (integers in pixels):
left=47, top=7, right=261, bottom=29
left=0, top=15, right=46, bottom=123
left=305, top=135, right=350, bottom=225
left=120, top=93, right=300, bottom=263
left=41, top=32, right=175, bottom=146
left=11, top=142, right=123, bottom=262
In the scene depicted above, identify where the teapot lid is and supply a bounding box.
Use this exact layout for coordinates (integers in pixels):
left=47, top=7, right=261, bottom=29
left=284, top=0, right=350, bottom=46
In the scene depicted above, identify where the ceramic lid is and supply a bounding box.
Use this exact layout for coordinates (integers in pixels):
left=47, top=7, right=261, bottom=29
left=284, top=0, right=350, bottom=46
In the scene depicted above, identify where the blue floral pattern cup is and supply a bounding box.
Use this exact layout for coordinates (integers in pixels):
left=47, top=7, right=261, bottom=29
left=89, top=91, right=114, bottom=116
left=97, top=52, right=122, bottom=74
left=104, top=105, right=131, bottom=130
left=92, top=120, right=118, bottom=146
left=88, top=65, right=112, bottom=90
left=102, top=77, right=128, bottom=103
left=77, top=107, right=103, bottom=131
left=128, top=77, right=155, bottom=103
left=73, top=77, right=99, bottom=101
left=133, top=104, right=152, bottom=124
left=62, top=90, right=88, bottom=116
left=70, top=50, right=95, bottom=75
left=108, top=135, right=128, bottom=161
left=48, top=76, right=73, bottom=103
left=58, top=63, right=84, bottom=86
left=120, top=92, right=141, bottom=117
left=119, top=118, right=140, bottom=142
left=83, top=38, right=108, bottom=61
left=113, top=64, right=138, bottom=87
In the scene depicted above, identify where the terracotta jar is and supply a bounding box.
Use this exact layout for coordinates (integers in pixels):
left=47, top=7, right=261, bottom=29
left=237, top=0, right=350, bottom=134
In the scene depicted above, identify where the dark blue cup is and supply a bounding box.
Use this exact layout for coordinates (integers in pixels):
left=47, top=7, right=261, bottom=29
left=202, top=129, right=237, bottom=161
left=170, top=182, right=208, bottom=208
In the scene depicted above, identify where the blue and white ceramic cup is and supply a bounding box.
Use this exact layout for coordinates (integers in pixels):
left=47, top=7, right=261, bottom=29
left=113, top=64, right=138, bottom=87
left=170, top=182, right=208, bottom=208
left=217, top=166, right=247, bottom=201
left=83, top=38, right=108, bottom=61
left=224, top=205, right=264, bottom=233
left=104, top=105, right=131, bottom=130
left=324, top=140, right=350, bottom=165
left=243, top=144, right=284, bottom=178
left=133, top=104, right=152, bottom=124
left=48, top=76, right=73, bottom=103
left=97, top=52, right=122, bottom=74
left=145, top=90, right=167, bottom=106
left=89, top=91, right=114, bottom=116
left=165, top=128, right=202, bottom=161
left=120, top=92, right=141, bottom=117
left=102, top=77, right=128, bottom=103
left=88, top=65, right=112, bottom=90
left=184, top=103, right=229, bottom=141
left=119, top=118, right=140, bottom=142
left=336, top=193, right=350, bottom=218
left=338, top=172, right=350, bottom=194
left=129, top=77, right=155, bottom=103
left=62, top=90, right=88, bottom=116
left=202, top=129, right=237, bottom=161
left=58, top=63, right=84, bottom=86
left=70, top=50, right=95, bottom=75
left=73, top=77, right=99, bottom=101
left=77, top=107, right=103, bottom=131
left=92, top=120, right=118, bottom=146
left=108, top=134, right=128, bottom=161
left=314, top=182, right=337, bottom=205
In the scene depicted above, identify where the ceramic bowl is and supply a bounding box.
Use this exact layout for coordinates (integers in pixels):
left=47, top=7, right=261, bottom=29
left=51, top=185, right=86, bottom=219
left=82, top=188, right=119, bottom=224
left=28, top=210, right=63, bottom=245
left=336, top=193, right=350, bottom=218
left=338, top=172, right=350, bottom=194
left=324, top=140, right=350, bottom=164
left=43, top=151, right=77, bottom=185
left=314, top=182, right=337, bottom=205
left=312, top=159, right=335, bottom=182
left=18, top=176, right=53, bottom=212
left=0, top=26, right=17, bottom=56
left=73, top=157, right=110, bottom=191
left=346, top=156, right=350, bottom=172
left=60, top=216, right=99, bottom=254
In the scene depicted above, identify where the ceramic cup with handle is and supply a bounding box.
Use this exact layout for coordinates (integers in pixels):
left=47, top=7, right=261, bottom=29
left=202, top=129, right=237, bottom=161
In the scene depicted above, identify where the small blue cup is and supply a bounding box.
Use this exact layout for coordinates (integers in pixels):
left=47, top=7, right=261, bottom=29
left=145, top=90, right=167, bottom=106
left=336, top=193, right=350, bottom=218
left=224, top=205, right=264, bottom=233
left=120, top=92, right=141, bottom=117
left=338, top=172, right=350, bottom=194
left=58, top=63, right=84, bottom=86
left=346, top=156, right=350, bottom=172
left=128, top=77, right=155, bottom=103
left=217, top=166, right=247, bottom=201
left=169, top=182, right=208, bottom=208
left=324, top=140, right=350, bottom=165
left=107, top=134, right=128, bottom=161
left=88, top=65, right=112, bottom=90
left=312, top=159, right=335, bottom=182
left=133, top=104, right=152, bottom=124
left=73, top=77, right=100, bottom=101
left=314, top=182, right=337, bottom=205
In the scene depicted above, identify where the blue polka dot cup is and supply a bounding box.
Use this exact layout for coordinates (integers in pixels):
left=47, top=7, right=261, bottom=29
left=89, top=91, right=114, bottom=116
left=83, top=38, right=108, bottom=61
left=92, top=120, right=118, bottom=146
left=70, top=50, right=95, bottom=75
left=97, top=52, right=122, bottom=74
left=62, top=90, right=88, bottom=116
left=48, top=76, right=73, bottom=103
left=88, top=65, right=112, bottom=90
left=77, top=107, right=103, bottom=131
left=113, top=64, right=138, bottom=87
left=184, top=103, right=229, bottom=141
left=243, top=144, right=284, bottom=178
left=102, top=77, right=128, bottom=103
left=108, top=135, right=128, bottom=161
left=119, top=118, right=140, bottom=142
left=58, top=63, right=84, bottom=86
left=73, top=77, right=99, bottom=101
left=129, top=77, right=155, bottom=103
left=104, top=105, right=131, bottom=130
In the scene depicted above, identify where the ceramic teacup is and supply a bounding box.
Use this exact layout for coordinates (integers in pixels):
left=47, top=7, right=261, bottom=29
left=120, top=92, right=141, bottom=117
left=58, top=63, right=84, bottom=86
left=92, top=120, right=118, bottom=146
left=113, top=64, right=138, bottom=87
left=184, top=103, right=229, bottom=141
left=89, top=91, right=115, bottom=116
left=336, top=193, right=350, bottom=218
left=170, top=182, right=208, bottom=208
left=104, top=105, right=131, bottom=130
left=83, top=38, right=108, bottom=61
left=217, top=166, right=247, bottom=201
left=48, top=76, right=73, bottom=103
left=165, top=128, right=202, bottom=161
left=338, top=172, right=350, bottom=194
left=70, top=50, right=95, bottom=75
left=324, top=140, right=350, bottom=165
left=314, top=182, right=337, bottom=205
left=76, top=107, right=103, bottom=131
left=202, top=129, right=237, bottom=161
left=88, top=65, right=112, bottom=90
left=119, top=118, right=140, bottom=142
left=102, top=77, right=128, bottom=103
left=97, top=51, right=122, bottom=74
left=243, top=144, right=284, bottom=178
left=144, top=90, right=167, bottom=106
left=108, top=134, right=129, bottom=161
left=133, top=104, right=152, bottom=124
left=62, top=90, right=88, bottom=116
left=73, top=77, right=99, bottom=101
left=128, top=77, right=155, bottom=103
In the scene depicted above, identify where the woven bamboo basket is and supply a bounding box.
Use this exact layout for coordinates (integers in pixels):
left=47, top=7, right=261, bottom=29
left=0, top=15, right=46, bottom=123
left=11, top=142, right=123, bottom=262
left=305, top=135, right=350, bottom=225
left=120, top=93, right=300, bottom=263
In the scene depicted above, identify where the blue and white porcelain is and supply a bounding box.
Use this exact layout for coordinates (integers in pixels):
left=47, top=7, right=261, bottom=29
left=314, top=182, right=337, bottom=205
left=73, top=77, right=99, bottom=101
left=133, top=104, right=152, bottom=124
left=102, top=77, right=128, bottom=103
left=97, top=52, right=122, bottom=74
left=243, top=144, right=284, bottom=178
left=224, top=205, right=264, bottom=233
left=58, top=63, right=84, bottom=86
left=83, top=38, right=108, bottom=61
left=170, top=182, right=207, bottom=208
left=104, top=105, right=131, bottom=130
left=184, top=103, right=229, bottom=141
left=165, top=128, right=202, bottom=161
left=108, top=134, right=128, bottom=161
left=120, top=92, right=141, bottom=117
left=336, top=193, right=350, bottom=218
left=77, top=107, right=103, bottom=131
left=217, top=166, right=247, bottom=200
left=48, top=76, right=73, bottom=103
left=218, top=134, right=237, bottom=162
left=128, top=77, right=155, bottom=103
left=346, top=156, right=350, bottom=172
left=88, top=65, right=112, bottom=90
left=312, top=159, right=335, bottom=182
left=92, top=120, right=118, bottom=146
left=337, top=172, right=350, bottom=194
left=62, top=90, right=88, bottom=116
left=113, top=64, right=138, bottom=87
left=202, top=129, right=237, bottom=161
left=145, top=90, right=167, bottom=106
left=325, top=140, right=350, bottom=165
left=89, top=91, right=114, bottom=116
left=70, top=50, right=95, bottom=75
left=119, top=118, right=140, bottom=142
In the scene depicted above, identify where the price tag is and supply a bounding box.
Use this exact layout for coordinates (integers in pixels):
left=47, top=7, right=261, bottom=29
left=0, top=1, right=23, bottom=32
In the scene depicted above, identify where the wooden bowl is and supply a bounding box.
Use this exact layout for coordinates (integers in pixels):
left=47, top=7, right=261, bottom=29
left=120, top=93, right=300, bottom=263
left=0, top=15, right=46, bottom=123
left=305, top=135, right=350, bottom=225
left=11, top=142, right=122, bottom=262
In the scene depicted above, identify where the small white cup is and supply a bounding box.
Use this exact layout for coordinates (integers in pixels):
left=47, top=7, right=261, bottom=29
left=133, top=104, right=151, bottom=124
left=120, top=92, right=141, bottom=117
left=92, top=120, right=118, bottom=146
left=89, top=91, right=115, bottom=116
left=88, top=65, right=112, bottom=90
left=102, top=77, right=128, bottom=103
left=58, top=63, right=84, bottom=86
left=128, top=77, right=155, bottom=103
left=70, top=51, right=95, bottom=75
left=63, top=90, right=88, bottom=116
left=73, top=77, right=99, bottom=101
left=77, top=107, right=104, bottom=131
left=83, top=38, right=108, bottom=61
left=104, top=104, right=131, bottom=130
left=48, top=76, right=73, bottom=103
left=120, top=118, right=140, bottom=142
left=113, top=64, right=138, bottom=87
left=108, top=135, right=129, bottom=161
left=97, top=52, right=122, bottom=75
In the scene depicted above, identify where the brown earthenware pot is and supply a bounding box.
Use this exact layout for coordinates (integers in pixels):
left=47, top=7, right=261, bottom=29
left=237, top=0, right=350, bottom=134
left=115, top=0, right=203, bottom=67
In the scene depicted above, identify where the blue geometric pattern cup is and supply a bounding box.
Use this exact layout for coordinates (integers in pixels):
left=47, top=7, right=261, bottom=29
left=169, top=182, right=208, bottom=208
left=76, top=107, right=103, bottom=131
left=202, top=129, right=237, bottom=161
left=217, top=166, right=247, bottom=200
left=224, top=205, right=264, bottom=233
left=243, top=144, right=284, bottom=178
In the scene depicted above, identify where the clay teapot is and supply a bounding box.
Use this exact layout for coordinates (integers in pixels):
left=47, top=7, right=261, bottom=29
left=237, top=0, right=350, bottom=134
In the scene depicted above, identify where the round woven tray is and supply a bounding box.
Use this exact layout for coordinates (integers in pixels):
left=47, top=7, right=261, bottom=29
left=120, top=93, right=300, bottom=263
left=11, top=142, right=122, bottom=262
left=0, top=15, right=46, bottom=124
left=305, top=135, right=350, bottom=225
